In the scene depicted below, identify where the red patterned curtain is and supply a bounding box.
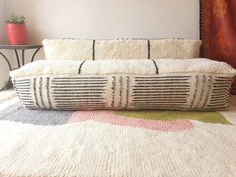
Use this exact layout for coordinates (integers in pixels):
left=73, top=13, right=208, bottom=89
left=201, top=0, right=236, bottom=94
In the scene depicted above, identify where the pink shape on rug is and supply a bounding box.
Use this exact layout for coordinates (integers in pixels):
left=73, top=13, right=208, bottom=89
left=69, top=111, right=193, bottom=131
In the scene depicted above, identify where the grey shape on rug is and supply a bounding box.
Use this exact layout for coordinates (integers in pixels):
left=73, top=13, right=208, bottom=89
left=0, top=102, right=73, bottom=125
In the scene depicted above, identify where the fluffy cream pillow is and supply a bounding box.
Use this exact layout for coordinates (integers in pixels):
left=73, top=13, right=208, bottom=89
left=43, top=39, right=93, bottom=60
left=150, top=39, right=202, bottom=59
left=95, top=39, right=148, bottom=60
left=42, top=39, right=201, bottom=61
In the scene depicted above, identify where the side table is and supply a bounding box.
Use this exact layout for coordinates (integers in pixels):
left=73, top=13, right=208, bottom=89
left=0, top=44, right=43, bottom=91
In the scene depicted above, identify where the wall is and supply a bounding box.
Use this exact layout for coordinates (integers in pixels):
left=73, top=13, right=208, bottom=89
left=6, top=0, right=200, bottom=43
left=0, top=0, right=6, bottom=44
left=4, top=0, right=199, bottom=63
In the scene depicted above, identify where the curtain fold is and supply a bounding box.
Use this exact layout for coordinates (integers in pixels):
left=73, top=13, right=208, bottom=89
left=201, top=0, right=236, bottom=94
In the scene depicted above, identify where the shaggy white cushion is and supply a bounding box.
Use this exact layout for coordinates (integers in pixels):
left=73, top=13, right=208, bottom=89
left=42, top=39, right=202, bottom=61
left=150, top=39, right=202, bottom=59
left=9, top=59, right=236, bottom=110
left=10, top=59, right=236, bottom=77
left=95, top=39, right=148, bottom=60
left=43, top=39, right=93, bottom=60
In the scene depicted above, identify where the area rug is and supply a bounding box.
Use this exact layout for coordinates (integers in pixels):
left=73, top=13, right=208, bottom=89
left=0, top=101, right=235, bottom=177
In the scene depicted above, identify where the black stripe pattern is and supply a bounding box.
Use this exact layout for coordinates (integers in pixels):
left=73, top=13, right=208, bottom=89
left=13, top=74, right=234, bottom=110
left=147, top=40, right=150, bottom=59
left=151, top=60, right=159, bottom=74
left=92, top=40, right=95, bottom=60
left=78, top=61, right=86, bottom=74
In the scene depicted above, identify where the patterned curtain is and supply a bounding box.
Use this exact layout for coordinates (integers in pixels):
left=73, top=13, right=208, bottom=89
left=201, top=0, right=236, bottom=94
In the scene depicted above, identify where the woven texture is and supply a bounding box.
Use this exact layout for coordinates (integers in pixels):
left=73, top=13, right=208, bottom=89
left=43, top=39, right=202, bottom=60
left=0, top=119, right=235, bottom=177
left=10, top=59, right=236, bottom=110
left=0, top=101, right=235, bottom=176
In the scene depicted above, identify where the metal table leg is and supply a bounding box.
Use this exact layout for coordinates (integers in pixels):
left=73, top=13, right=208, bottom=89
left=31, top=47, right=42, bottom=62
left=22, top=49, right=25, bottom=65
left=14, top=49, right=20, bottom=68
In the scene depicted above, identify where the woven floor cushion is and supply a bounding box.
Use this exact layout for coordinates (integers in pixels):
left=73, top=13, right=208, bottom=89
left=10, top=58, right=236, bottom=110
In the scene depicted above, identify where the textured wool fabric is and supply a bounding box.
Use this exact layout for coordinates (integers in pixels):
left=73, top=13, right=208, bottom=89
left=42, top=39, right=202, bottom=61
left=43, top=39, right=93, bottom=60
left=10, top=59, right=236, bottom=77
left=150, top=39, right=202, bottom=59
left=0, top=101, right=231, bottom=126
left=0, top=102, right=72, bottom=125
left=9, top=59, right=236, bottom=110
left=95, top=39, right=148, bottom=60
left=0, top=120, right=235, bottom=177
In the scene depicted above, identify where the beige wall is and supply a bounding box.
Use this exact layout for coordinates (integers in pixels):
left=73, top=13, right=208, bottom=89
left=1, top=0, right=200, bottom=86
left=3, top=0, right=200, bottom=63
left=6, top=0, right=200, bottom=44
left=0, top=0, right=6, bottom=44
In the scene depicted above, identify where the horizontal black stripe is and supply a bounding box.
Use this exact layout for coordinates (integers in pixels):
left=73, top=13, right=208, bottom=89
left=212, top=88, right=230, bottom=91
left=55, top=106, right=105, bottom=109
left=134, top=78, right=190, bottom=81
left=54, top=98, right=105, bottom=101
left=53, top=94, right=103, bottom=97
left=215, top=76, right=233, bottom=79
left=16, top=88, right=31, bottom=91
left=25, top=106, right=36, bottom=109
left=18, top=96, right=32, bottom=99
left=133, top=100, right=186, bottom=105
left=133, top=84, right=191, bottom=88
left=18, top=92, right=31, bottom=95
left=133, top=90, right=189, bottom=93
left=133, top=102, right=186, bottom=105
left=133, top=97, right=187, bottom=100
left=134, top=76, right=191, bottom=79
left=21, top=103, right=35, bottom=106
left=133, top=87, right=190, bottom=90
left=132, top=93, right=189, bottom=96
left=51, top=85, right=106, bottom=88
left=52, top=79, right=108, bottom=83
left=15, top=79, right=31, bottom=82
left=209, top=101, right=226, bottom=105
left=54, top=97, right=103, bottom=101
left=54, top=99, right=104, bottom=102
left=211, top=94, right=227, bottom=98
left=212, top=92, right=229, bottom=95
left=52, top=81, right=108, bottom=84
left=132, top=105, right=186, bottom=108
left=52, top=91, right=104, bottom=95
left=213, top=83, right=231, bottom=86
left=52, top=92, right=104, bottom=95
left=134, top=82, right=190, bottom=85
left=210, top=97, right=227, bottom=100
left=15, top=85, right=31, bottom=87
left=207, top=104, right=226, bottom=107
left=215, top=79, right=233, bottom=82
left=52, top=83, right=107, bottom=86
left=56, top=103, right=105, bottom=106
left=20, top=98, right=34, bottom=101
left=55, top=101, right=104, bottom=104
left=14, top=82, right=31, bottom=85
left=52, top=88, right=105, bottom=92
left=53, top=77, right=106, bottom=80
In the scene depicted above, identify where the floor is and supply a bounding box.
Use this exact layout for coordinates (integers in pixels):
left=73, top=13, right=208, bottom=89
left=0, top=88, right=236, bottom=125
left=0, top=88, right=16, bottom=104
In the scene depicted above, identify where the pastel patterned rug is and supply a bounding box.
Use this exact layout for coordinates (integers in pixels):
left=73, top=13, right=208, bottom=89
left=0, top=101, right=235, bottom=177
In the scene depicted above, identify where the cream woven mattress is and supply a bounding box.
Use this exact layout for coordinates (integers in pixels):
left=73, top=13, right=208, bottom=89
left=10, top=58, right=236, bottom=110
